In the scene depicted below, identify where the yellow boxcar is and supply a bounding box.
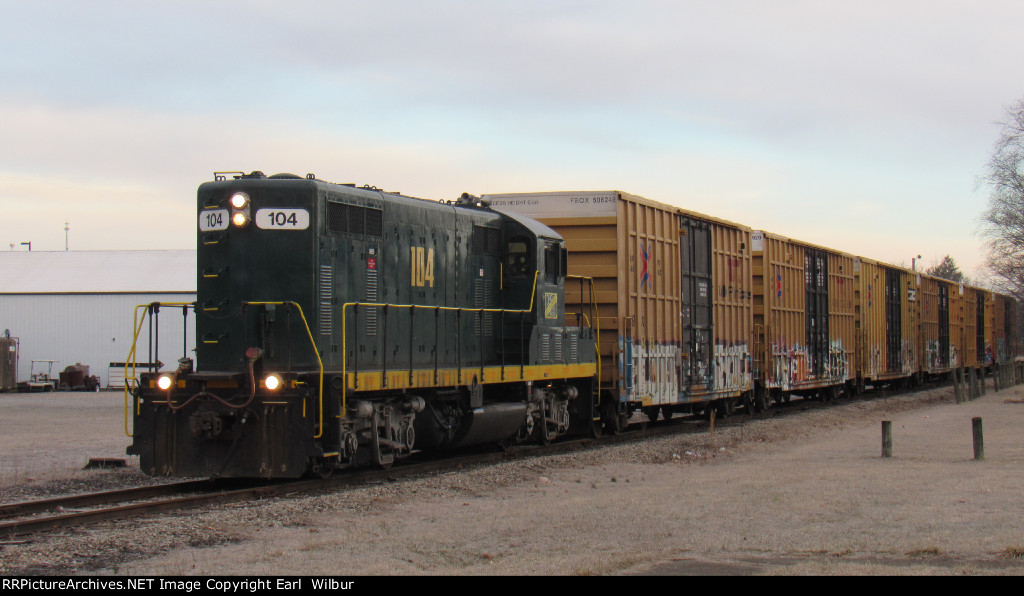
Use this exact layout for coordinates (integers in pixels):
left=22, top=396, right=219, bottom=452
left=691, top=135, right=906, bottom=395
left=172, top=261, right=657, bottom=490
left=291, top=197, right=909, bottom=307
left=752, top=231, right=855, bottom=401
left=853, top=257, right=921, bottom=388
left=998, top=293, right=1018, bottom=363
left=485, top=191, right=754, bottom=422
left=962, top=285, right=981, bottom=368
left=984, top=291, right=1018, bottom=365
left=920, top=274, right=962, bottom=376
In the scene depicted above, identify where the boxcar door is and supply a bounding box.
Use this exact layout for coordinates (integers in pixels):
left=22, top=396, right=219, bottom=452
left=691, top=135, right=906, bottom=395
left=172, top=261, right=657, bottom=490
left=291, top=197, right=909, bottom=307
left=885, top=268, right=903, bottom=374
left=976, top=290, right=986, bottom=364
left=938, top=283, right=950, bottom=368
left=680, top=217, right=712, bottom=390
left=805, top=248, right=829, bottom=379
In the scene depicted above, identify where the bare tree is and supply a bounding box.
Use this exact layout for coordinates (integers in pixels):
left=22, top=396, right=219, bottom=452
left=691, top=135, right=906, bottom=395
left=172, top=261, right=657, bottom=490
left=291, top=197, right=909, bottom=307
left=980, top=98, right=1024, bottom=299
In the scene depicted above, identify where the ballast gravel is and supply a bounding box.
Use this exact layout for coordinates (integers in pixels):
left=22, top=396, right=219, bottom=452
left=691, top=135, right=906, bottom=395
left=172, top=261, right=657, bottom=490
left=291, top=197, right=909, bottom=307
left=2, top=384, right=1024, bottom=575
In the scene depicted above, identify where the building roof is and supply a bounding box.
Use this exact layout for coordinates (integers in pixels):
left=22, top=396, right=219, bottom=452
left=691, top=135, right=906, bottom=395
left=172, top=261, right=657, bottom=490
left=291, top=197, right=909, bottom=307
left=0, top=250, right=196, bottom=294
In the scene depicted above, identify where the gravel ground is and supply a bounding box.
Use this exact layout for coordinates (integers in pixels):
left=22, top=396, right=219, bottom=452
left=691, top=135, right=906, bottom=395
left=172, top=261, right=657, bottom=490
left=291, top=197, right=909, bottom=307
left=2, top=383, right=1024, bottom=576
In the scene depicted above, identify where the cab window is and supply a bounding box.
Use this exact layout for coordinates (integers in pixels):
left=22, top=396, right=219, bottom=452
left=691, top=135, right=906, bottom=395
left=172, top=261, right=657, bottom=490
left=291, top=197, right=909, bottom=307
left=507, top=238, right=530, bottom=276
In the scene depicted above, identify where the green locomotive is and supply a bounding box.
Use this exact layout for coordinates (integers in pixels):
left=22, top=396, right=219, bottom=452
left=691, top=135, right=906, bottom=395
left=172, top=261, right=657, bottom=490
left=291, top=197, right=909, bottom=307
left=126, top=172, right=599, bottom=477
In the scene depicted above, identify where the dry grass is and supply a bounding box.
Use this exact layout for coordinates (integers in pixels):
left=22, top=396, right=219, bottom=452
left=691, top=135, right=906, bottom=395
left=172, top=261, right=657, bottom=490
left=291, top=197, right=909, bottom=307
left=997, top=546, right=1024, bottom=559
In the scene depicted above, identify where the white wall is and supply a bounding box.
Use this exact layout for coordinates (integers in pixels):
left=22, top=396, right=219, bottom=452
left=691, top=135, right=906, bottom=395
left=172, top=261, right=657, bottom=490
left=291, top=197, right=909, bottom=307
left=0, top=293, right=197, bottom=388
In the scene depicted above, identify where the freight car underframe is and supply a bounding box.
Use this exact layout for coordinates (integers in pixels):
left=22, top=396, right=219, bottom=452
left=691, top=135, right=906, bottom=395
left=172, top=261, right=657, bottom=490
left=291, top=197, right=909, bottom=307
left=125, top=291, right=600, bottom=478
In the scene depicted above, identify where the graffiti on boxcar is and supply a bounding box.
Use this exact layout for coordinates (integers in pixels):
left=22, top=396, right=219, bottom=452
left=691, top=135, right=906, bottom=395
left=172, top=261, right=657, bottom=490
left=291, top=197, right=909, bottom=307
left=769, top=343, right=807, bottom=391
left=625, top=339, right=680, bottom=405
left=902, top=340, right=917, bottom=375
left=926, top=339, right=940, bottom=372
left=768, top=340, right=848, bottom=391
left=826, top=340, right=850, bottom=381
left=925, top=340, right=959, bottom=372
left=869, top=346, right=883, bottom=379
left=713, top=341, right=751, bottom=391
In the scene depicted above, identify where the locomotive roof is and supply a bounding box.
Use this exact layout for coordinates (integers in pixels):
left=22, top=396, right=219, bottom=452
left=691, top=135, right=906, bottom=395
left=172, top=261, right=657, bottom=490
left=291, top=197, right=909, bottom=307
left=202, top=174, right=564, bottom=241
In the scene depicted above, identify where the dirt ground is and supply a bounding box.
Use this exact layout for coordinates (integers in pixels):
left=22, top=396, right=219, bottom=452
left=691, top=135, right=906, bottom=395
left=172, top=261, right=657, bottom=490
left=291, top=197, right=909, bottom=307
left=3, top=384, right=1024, bottom=575
left=0, top=389, right=136, bottom=486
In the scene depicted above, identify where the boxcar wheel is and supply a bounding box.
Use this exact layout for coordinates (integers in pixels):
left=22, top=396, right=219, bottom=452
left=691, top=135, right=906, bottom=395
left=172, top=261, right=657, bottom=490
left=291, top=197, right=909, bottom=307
left=643, top=406, right=660, bottom=424
left=660, top=405, right=673, bottom=421
left=755, top=389, right=770, bottom=412
left=601, top=402, right=623, bottom=435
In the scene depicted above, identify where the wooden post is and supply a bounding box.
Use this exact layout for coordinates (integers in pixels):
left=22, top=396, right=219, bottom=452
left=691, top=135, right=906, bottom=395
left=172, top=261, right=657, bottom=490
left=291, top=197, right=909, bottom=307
left=953, top=368, right=963, bottom=404
left=969, top=367, right=979, bottom=400
left=881, top=420, right=892, bottom=458
left=973, top=417, right=984, bottom=460
left=709, top=408, right=716, bottom=434
left=980, top=367, right=987, bottom=396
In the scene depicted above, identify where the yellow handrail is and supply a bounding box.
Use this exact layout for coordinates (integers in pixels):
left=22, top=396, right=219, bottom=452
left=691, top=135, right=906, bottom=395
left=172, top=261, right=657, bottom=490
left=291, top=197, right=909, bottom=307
left=123, top=302, right=195, bottom=437
left=122, top=300, right=325, bottom=440
left=566, top=275, right=601, bottom=407
left=243, top=301, right=325, bottom=438
left=340, top=271, right=541, bottom=416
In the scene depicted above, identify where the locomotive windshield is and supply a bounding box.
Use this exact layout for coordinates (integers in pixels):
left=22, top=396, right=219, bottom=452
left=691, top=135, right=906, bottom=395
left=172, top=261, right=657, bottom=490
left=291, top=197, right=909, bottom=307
left=507, top=238, right=530, bottom=276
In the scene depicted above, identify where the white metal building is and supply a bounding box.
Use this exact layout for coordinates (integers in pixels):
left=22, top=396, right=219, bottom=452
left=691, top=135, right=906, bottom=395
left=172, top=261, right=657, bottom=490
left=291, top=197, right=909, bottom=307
left=0, top=250, right=196, bottom=388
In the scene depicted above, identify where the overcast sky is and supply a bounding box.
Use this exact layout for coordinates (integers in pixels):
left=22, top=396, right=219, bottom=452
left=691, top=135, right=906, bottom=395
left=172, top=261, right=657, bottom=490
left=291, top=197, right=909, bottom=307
left=2, top=1, right=1021, bottom=279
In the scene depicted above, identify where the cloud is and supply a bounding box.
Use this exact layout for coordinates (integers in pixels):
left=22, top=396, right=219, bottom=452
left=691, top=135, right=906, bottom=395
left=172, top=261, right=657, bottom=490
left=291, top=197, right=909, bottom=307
left=0, top=0, right=1018, bottom=275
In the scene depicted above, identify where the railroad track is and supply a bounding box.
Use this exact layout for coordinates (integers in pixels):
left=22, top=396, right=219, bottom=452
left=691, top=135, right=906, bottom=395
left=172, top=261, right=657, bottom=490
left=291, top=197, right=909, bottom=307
left=0, top=427, right=678, bottom=539
left=0, top=384, right=945, bottom=539
left=0, top=479, right=296, bottom=538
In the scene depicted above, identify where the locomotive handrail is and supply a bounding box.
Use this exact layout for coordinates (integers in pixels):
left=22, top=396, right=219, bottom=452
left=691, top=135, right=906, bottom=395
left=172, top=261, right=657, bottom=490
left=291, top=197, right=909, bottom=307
left=242, top=301, right=325, bottom=439
left=123, top=302, right=196, bottom=438
left=566, top=275, right=601, bottom=408
left=340, top=271, right=542, bottom=417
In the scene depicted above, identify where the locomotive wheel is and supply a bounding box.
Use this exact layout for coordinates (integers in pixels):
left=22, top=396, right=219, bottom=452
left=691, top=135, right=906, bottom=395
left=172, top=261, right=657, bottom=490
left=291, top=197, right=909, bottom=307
left=311, top=460, right=335, bottom=479
left=537, top=401, right=552, bottom=445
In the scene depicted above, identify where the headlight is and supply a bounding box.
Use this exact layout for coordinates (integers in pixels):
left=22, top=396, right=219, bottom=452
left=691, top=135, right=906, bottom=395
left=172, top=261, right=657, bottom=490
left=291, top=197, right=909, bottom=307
left=230, top=192, right=249, bottom=209
left=232, top=212, right=249, bottom=227
left=264, top=373, right=283, bottom=391
left=157, top=375, right=173, bottom=390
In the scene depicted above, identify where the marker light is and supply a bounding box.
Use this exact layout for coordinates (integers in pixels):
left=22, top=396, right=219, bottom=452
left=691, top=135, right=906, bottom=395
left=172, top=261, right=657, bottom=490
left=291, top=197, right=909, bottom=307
left=232, top=212, right=249, bottom=227
left=230, top=192, right=249, bottom=209
left=264, top=374, right=282, bottom=391
left=157, top=375, right=173, bottom=390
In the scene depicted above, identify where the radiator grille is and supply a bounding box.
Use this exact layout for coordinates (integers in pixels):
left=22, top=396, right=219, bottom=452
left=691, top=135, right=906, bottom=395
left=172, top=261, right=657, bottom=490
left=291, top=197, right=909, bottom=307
left=366, top=269, right=378, bottom=336
left=318, top=265, right=333, bottom=335
left=473, top=278, right=494, bottom=336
